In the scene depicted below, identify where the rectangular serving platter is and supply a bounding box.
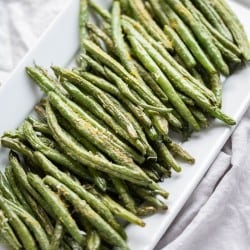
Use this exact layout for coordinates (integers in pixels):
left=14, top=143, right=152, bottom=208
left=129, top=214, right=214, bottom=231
left=0, top=1, right=250, bottom=249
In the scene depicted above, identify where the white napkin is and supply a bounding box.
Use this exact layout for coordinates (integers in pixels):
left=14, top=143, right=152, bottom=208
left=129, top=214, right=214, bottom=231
left=0, top=0, right=68, bottom=84
left=156, top=109, right=250, bottom=250
left=1, top=1, right=250, bottom=250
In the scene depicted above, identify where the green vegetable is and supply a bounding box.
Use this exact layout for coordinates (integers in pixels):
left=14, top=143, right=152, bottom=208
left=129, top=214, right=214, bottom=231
left=0, top=194, right=38, bottom=250
left=211, top=0, right=250, bottom=61
left=45, top=176, right=129, bottom=250
left=127, top=0, right=172, bottom=50
left=167, top=0, right=229, bottom=75
left=49, top=221, right=64, bottom=250
left=27, top=173, right=85, bottom=245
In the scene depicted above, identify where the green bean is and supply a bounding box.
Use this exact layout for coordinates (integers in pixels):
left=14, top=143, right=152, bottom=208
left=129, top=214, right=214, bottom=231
left=164, top=25, right=196, bottom=69
left=159, top=1, right=216, bottom=74
left=123, top=107, right=157, bottom=159
left=144, top=1, right=154, bottom=18
left=81, top=219, right=101, bottom=249
left=0, top=194, right=37, bottom=250
left=148, top=0, right=169, bottom=27
left=88, top=0, right=111, bottom=22
left=209, top=73, right=222, bottom=108
left=37, top=135, right=57, bottom=149
left=211, top=0, right=250, bottom=61
left=126, top=26, right=235, bottom=125
left=124, top=15, right=213, bottom=97
left=151, top=115, right=169, bottom=136
left=89, top=32, right=103, bottom=48
left=192, top=0, right=233, bottom=41
left=143, top=169, right=160, bottom=182
left=34, top=104, right=47, bottom=120
left=87, top=23, right=115, bottom=55
left=151, top=163, right=170, bottom=177
left=0, top=210, right=22, bottom=250
left=9, top=153, right=55, bottom=217
left=92, top=191, right=145, bottom=226
left=26, top=67, right=58, bottom=94
left=195, top=6, right=241, bottom=56
left=62, top=81, right=145, bottom=154
left=133, top=60, right=168, bottom=104
left=60, top=81, right=144, bottom=162
left=49, top=221, right=64, bottom=250
left=0, top=172, right=19, bottom=205
left=147, top=168, right=163, bottom=182
left=108, top=93, right=156, bottom=157
left=5, top=199, right=50, bottom=250
left=125, top=33, right=200, bottom=131
left=183, top=0, right=241, bottom=65
left=177, top=92, right=195, bottom=106
left=88, top=169, right=107, bottom=192
left=81, top=40, right=167, bottom=109
left=57, top=115, right=109, bottom=192
left=80, top=74, right=153, bottom=129
left=47, top=103, right=168, bottom=197
left=47, top=91, right=138, bottom=167
left=123, top=15, right=217, bottom=105
left=28, top=173, right=85, bottom=245
left=104, top=69, right=172, bottom=116
left=58, top=96, right=145, bottom=165
left=82, top=60, right=164, bottom=130
left=111, top=1, right=169, bottom=117
left=112, top=1, right=139, bottom=75
left=65, top=132, right=107, bottom=192
left=81, top=71, right=119, bottom=96
left=22, top=120, right=91, bottom=179
left=21, top=188, right=54, bottom=237
left=1, top=137, right=34, bottom=162
left=46, top=103, right=148, bottom=183
left=121, top=98, right=153, bottom=129
left=189, top=106, right=209, bottom=128
left=80, top=74, right=140, bottom=140
left=2, top=129, right=25, bottom=141
left=156, top=141, right=182, bottom=173
left=111, top=178, right=136, bottom=213
left=52, top=68, right=142, bottom=144
left=167, top=0, right=229, bottom=75
left=86, top=230, right=101, bottom=250
left=33, top=151, right=127, bottom=235
left=164, top=137, right=195, bottom=164
left=120, top=0, right=129, bottom=13
left=189, top=68, right=205, bottom=85
left=136, top=206, right=157, bottom=217
left=127, top=0, right=172, bottom=50
left=63, top=236, right=82, bottom=250
left=104, top=67, right=172, bottom=116
left=78, top=0, right=89, bottom=70
left=44, top=176, right=129, bottom=250
left=28, top=117, right=51, bottom=135
left=28, top=66, right=144, bottom=163
left=7, top=123, right=90, bottom=184
left=133, top=188, right=167, bottom=210
left=4, top=165, right=34, bottom=215
left=80, top=54, right=106, bottom=75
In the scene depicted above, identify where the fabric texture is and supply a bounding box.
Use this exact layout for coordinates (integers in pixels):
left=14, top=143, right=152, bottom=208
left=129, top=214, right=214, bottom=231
left=0, top=0, right=68, bottom=83
left=0, top=1, right=250, bottom=250
left=155, top=111, right=250, bottom=250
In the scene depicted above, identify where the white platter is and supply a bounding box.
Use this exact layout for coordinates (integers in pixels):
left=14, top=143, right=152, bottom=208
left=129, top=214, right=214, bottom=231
left=0, top=1, right=250, bottom=249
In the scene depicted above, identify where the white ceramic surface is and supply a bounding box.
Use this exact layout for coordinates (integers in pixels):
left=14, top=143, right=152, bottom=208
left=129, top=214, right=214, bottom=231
left=0, top=1, right=249, bottom=250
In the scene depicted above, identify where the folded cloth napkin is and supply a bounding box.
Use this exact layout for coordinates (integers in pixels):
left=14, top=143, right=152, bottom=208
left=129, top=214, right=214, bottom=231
left=1, top=1, right=250, bottom=250
left=155, top=109, right=250, bottom=250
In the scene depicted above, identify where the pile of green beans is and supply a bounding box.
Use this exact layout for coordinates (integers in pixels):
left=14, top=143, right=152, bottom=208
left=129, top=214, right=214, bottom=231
left=0, top=0, right=249, bottom=249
